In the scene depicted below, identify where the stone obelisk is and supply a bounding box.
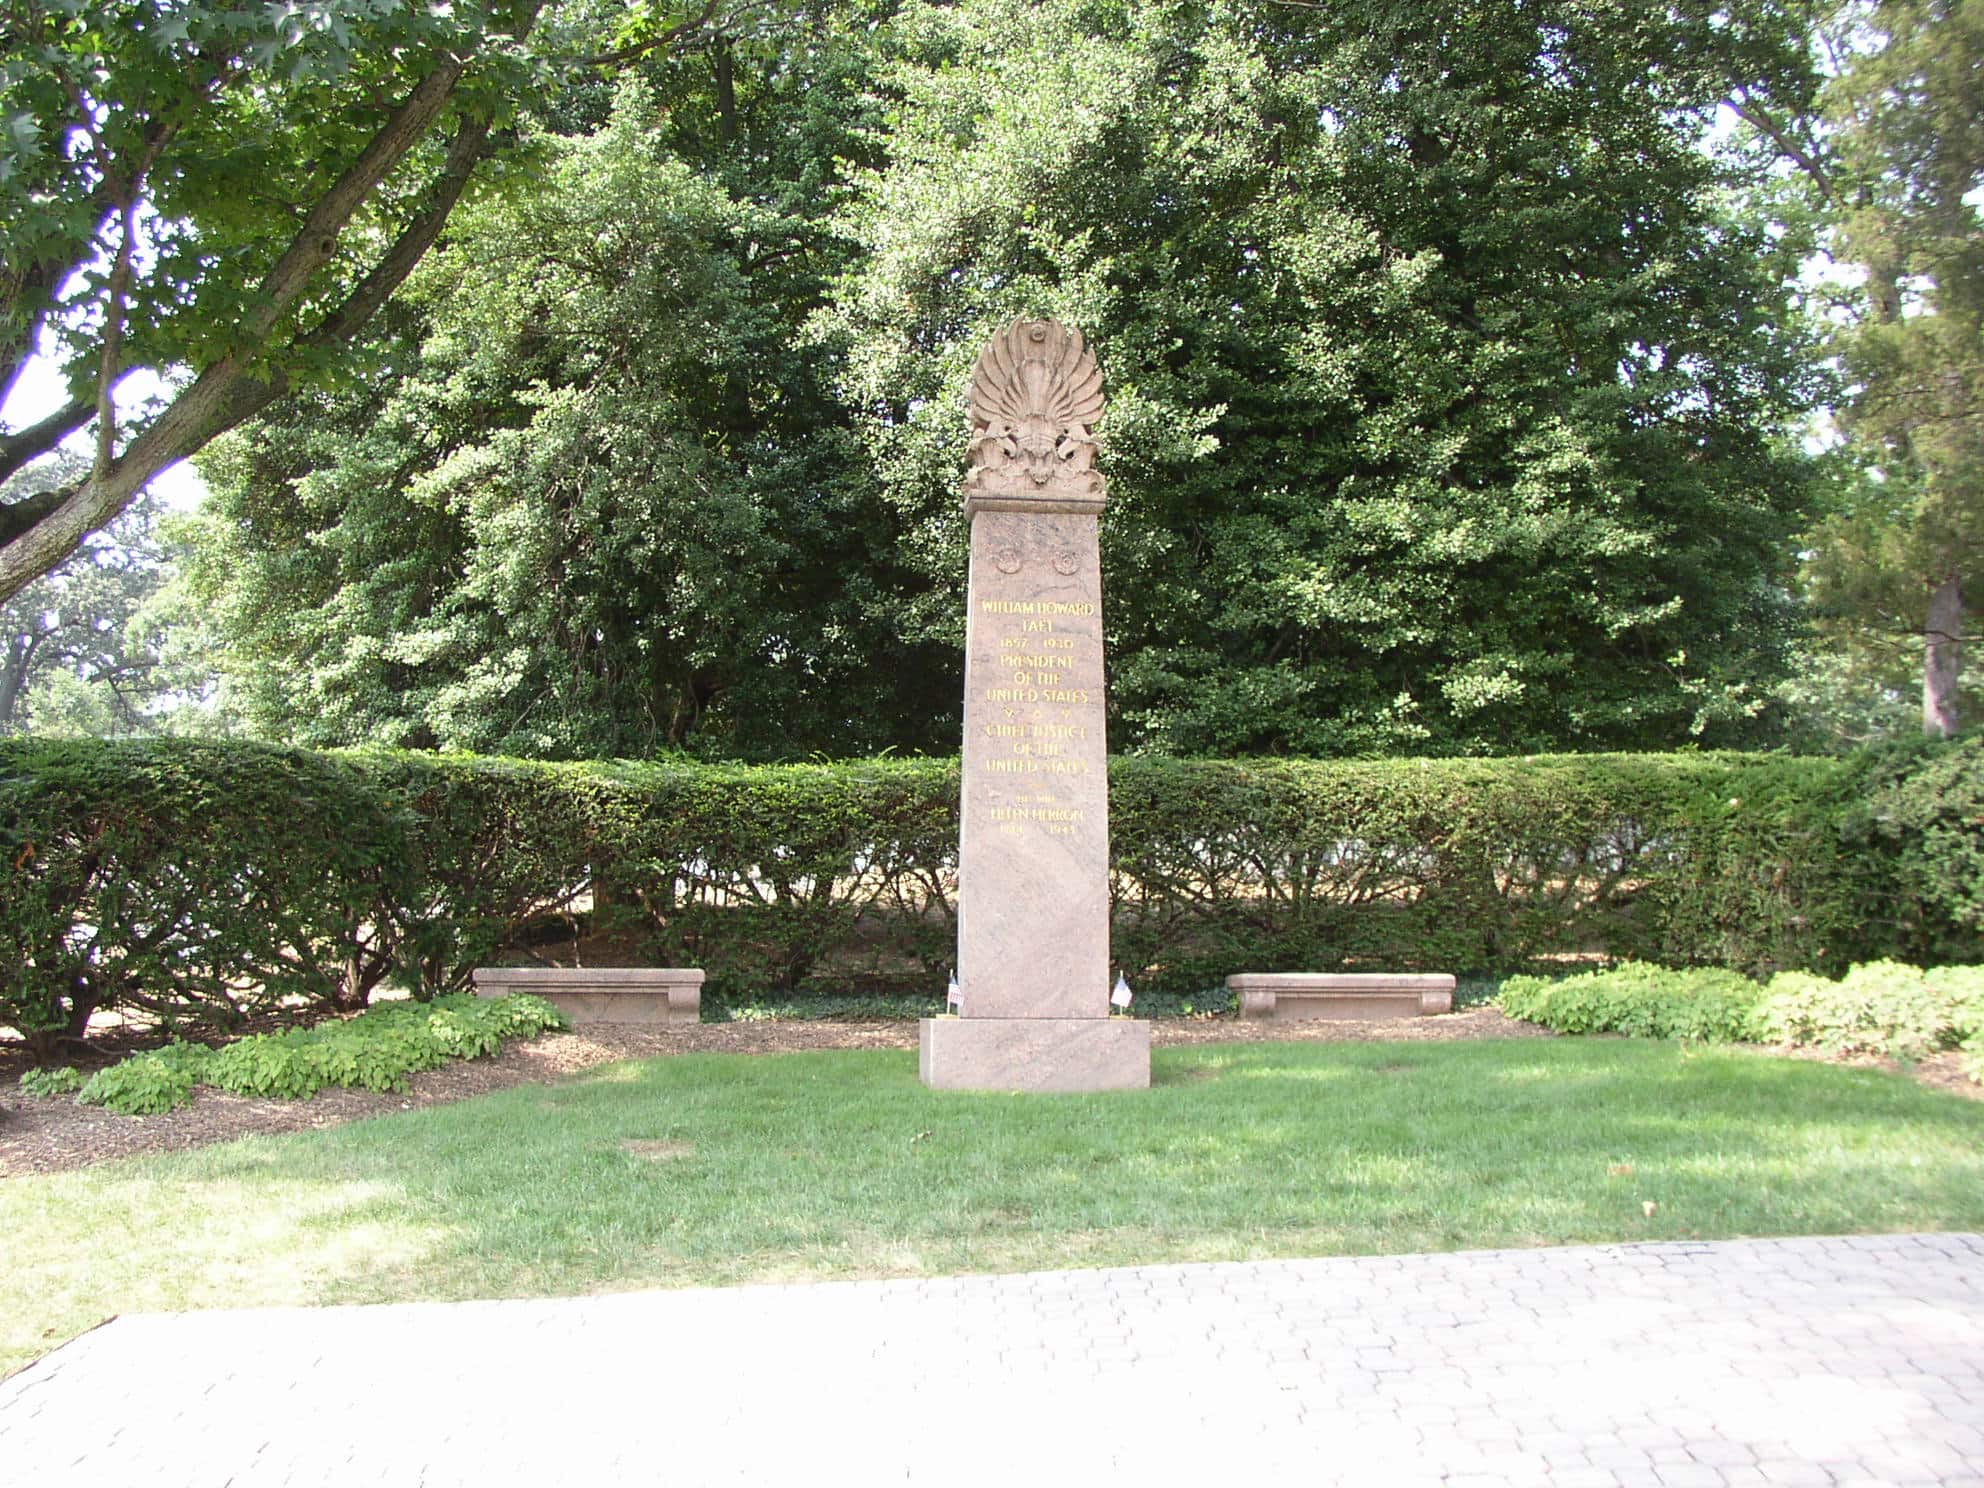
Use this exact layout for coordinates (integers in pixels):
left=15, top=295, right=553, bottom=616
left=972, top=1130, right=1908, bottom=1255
left=919, top=318, right=1150, bottom=1092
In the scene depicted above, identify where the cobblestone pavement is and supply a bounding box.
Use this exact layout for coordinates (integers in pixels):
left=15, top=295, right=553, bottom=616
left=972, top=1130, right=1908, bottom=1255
left=3, top=1233, right=1980, bottom=1487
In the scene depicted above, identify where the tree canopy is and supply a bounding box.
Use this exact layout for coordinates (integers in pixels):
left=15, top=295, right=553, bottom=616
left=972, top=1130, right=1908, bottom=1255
left=1790, top=0, right=1983, bottom=736
left=182, top=51, right=951, bottom=758
left=16, top=0, right=1864, bottom=759
left=821, top=0, right=1823, bottom=756
left=0, top=0, right=747, bottom=601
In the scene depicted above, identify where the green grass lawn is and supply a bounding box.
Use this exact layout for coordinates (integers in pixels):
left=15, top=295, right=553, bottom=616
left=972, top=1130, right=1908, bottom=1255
left=7, top=1037, right=1984, bottom=1377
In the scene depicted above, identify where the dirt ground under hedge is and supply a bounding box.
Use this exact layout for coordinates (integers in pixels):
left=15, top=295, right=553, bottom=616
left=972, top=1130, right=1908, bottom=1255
left=2, top=1007, right=1975, bottom=1179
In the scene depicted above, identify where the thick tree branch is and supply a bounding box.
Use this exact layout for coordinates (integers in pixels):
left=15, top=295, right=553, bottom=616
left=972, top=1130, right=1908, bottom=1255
left=3, top=260, right=67, bottom=409
left=1728, top=90, right=1837, bottom=207
left=0, top=61, right=472, bottom=603
left=0, top=4, right=596, bottom=605
left=56, top=71, right=119, bottom=196
left=301, top=114, right=496, bottom=351
left=94, top=194, right=140, bottom=478
left=113, top=113, right=508, bottom=460
left=239, top=61, right=469, bottom=348
left=91, top=122, right=181, bottom=481
left=0, top=400, right=95, bottom=487
left=0, top=482, right=79, bottom=549
left=169, top=111, right=506, bottom=438
left=582, top=0, right=728, bottom=67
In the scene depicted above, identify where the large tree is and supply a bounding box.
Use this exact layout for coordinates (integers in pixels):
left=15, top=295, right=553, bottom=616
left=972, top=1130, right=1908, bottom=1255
left=0, top=448, right=182, bottom=733
left=1734, top=0, right=1984, bottom=735
left=819, top=0, right=1825, bottom=755
left=0, top=0, right=747, bottom=605
left=1820, top=0, right=1982, bottom=736
left=177, top=23, right=946, bottom=758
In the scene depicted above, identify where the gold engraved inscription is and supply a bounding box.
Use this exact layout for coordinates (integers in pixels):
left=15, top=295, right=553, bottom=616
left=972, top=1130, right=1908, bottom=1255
left=974, top=572, right=1099, bottom=837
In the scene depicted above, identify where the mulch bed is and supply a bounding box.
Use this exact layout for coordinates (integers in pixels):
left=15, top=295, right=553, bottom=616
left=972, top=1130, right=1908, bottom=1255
left=1, top=1006, right=1972, bottom=1180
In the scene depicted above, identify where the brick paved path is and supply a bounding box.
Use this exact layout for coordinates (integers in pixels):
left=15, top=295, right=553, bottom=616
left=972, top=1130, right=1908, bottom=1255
left=3, top=1233, right=1980, bottom=1486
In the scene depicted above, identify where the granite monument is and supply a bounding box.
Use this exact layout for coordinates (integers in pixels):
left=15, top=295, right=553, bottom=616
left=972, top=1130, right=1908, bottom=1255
left=918, top=318, right=1150, bottom=1091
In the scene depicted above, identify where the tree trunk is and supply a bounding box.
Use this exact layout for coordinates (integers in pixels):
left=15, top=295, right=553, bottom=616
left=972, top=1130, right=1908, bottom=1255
left=336, top=951, right=379, bottom=1013
left=1924, top=572, right=1963, bottom=738
left=23, top=979, right=100, bottom=1060
left=714, top=38, right=738, bottom=145
left=0, top=636, right=27, bottom=729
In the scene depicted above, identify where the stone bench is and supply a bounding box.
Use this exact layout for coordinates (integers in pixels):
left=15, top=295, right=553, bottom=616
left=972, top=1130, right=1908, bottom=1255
left=1226, top=973, right=1455, bottom=1022
left=470, top=967, right=704, bottom=1026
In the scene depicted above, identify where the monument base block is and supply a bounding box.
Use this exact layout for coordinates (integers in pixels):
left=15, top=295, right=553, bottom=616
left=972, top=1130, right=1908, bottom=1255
left=919, top=1017, right=1150, bottom=1092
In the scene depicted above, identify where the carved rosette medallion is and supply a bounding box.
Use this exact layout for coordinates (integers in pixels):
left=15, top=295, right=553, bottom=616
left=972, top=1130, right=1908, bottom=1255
left=964, top=317, right=1106, bottom=517
left=972, top=512, right=1090, bottom=576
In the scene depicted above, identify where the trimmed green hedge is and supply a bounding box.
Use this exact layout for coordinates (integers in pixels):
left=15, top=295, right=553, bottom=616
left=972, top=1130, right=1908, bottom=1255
left=3, top=737, right=1979, bottom=1049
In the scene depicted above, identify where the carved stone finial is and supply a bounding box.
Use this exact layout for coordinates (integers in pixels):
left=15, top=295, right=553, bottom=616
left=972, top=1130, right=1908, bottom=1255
left=964, top=317, right=1105, bottom=514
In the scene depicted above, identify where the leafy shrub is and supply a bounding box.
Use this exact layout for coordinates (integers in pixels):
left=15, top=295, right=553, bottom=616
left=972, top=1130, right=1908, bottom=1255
left=1498, top=964, right=1770, bottom=1042
left=1503, top=960, right=1984, bottom=1078
left=17, top=1065, right=86, bottom=1098
left=372, top=755, right=626, bottom=998
left=1762, top=963, right=1937, bottom=1059
left=75, top=995, right=567, bottom=1115
left=1938, top=967, right=1984, bottom=1080
left=0, top=738, right=415, bottom=1053
left=428, top=990, right=569, bottom=1047
left=1762, top=962, right=1983, bottom=1062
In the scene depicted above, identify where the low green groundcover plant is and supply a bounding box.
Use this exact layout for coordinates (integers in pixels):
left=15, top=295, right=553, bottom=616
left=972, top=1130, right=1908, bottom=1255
left=1763, top=963, right=1984, bottom=1062
left=711, top=993, right=948, bottom=1023
left=1499, top=961, right=1984, bottom=1075
left=74, top=994, right=568, bottom=1116
left=1496, top=962, right=1769, bottom=1041
left=17, top=1065, right=86, bottom=1098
